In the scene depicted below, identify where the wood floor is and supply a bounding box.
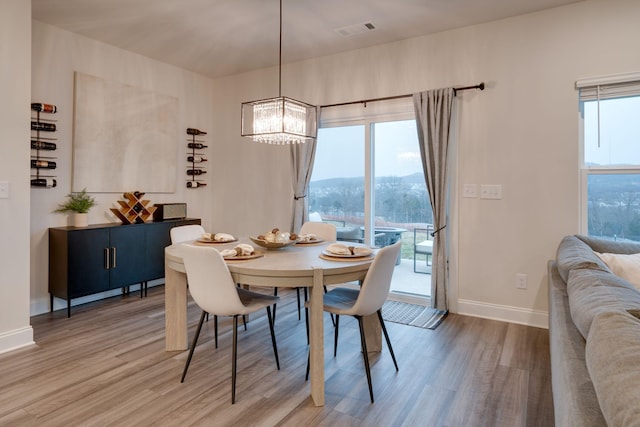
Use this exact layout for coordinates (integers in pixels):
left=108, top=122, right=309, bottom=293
left=0, top=286, right=554, bottom=426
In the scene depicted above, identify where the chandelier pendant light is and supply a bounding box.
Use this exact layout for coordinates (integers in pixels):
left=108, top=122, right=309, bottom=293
left=241, top=0, right=317, bottom=144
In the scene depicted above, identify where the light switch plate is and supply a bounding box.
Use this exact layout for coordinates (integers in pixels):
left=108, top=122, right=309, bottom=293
left=0, top=181, right=8, bottom=199
left=463, top=184, right=477, bottom=198
left=480, top=184, right=502, bottom=199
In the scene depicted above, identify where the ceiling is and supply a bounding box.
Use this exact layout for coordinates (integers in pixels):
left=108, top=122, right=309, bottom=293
left=32, top=0, right=583, bottom=79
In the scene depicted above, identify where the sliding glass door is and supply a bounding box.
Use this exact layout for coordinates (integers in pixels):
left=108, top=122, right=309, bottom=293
left=309, top=117, right=432, bottom=298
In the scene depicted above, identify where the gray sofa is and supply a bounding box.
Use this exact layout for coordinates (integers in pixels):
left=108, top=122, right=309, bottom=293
left=548, top=235, right=640, bottom=427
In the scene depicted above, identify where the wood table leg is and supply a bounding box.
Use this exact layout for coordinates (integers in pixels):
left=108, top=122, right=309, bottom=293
left=165, top=263, right=188, bottom=351
left=309, top=268, right=325, bottom=406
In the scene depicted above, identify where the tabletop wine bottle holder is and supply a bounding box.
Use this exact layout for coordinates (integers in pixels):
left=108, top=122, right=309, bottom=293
left=31, top=102, right=58, bottom=188
left=186, top=127, right=207, bottom=189
left=110, top=191, right=157, bottom=224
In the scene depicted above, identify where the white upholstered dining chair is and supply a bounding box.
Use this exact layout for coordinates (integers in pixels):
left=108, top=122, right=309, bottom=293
left=179, top=244, right=280, bottom=404
left=170, top=224, right=205, bottom=244
left=306, top=240, right=401, bottom=403
left=293, top=221, right=338, bottom=319
left=271, top=222, right=338, bottom=323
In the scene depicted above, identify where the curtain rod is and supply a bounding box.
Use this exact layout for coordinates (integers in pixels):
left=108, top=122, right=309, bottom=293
left=319, top=82, right=485, bottom=108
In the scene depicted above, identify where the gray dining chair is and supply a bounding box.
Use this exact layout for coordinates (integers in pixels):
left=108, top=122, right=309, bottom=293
left=306, top=240, right=401, bottom=403
left=179, top=244, right=280, bottom=404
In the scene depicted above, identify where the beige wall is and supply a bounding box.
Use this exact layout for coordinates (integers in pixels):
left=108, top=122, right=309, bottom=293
left=29, top=22, right=217, bottom=315
left=1, top=0, right=636, bottom=353
left=0, top=0, right=33, bottom=353
left=209, top=0, right=640, bottom=327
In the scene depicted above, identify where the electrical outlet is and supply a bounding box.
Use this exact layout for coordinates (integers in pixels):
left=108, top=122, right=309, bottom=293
left=0, top=181, right=8, bottom=199
left=516, top=273, right=527, bottom=289
left=463, top=184, right=477, bottom=198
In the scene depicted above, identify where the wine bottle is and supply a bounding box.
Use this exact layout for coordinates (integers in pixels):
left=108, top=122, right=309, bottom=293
left=187, top=142, right=208, bottom=149
left=31, top=103, right=57, bottom=114
left=187, top=156, right=207, bottom=163
left=31, top=140, right=57, bottom=150
left=186, top=181, right=206, bottom=188
left=31, top=122, right=56, bottom=132
left=31, top=178, right=57, bottom=188
left=186, top=128, right=207, bottom=136
left=31, top=159, right=57, bottom=169
left=187, top=169, right=206, bottom=176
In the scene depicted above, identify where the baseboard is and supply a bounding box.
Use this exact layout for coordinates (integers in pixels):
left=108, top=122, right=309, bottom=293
left=457, top=299, right=549, bottom=329
left=0, top=326, right=34, bottom=355
left=30, top=280, right=164, bottom=316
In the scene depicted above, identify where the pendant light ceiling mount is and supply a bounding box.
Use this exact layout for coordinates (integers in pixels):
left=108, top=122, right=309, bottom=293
left=241, top=0, right=317, bottom=145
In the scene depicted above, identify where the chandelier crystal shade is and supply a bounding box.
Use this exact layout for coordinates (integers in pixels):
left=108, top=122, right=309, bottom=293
left=241, top=0, right=317, bottom=145
left=241, top=96, right=316, bottom=144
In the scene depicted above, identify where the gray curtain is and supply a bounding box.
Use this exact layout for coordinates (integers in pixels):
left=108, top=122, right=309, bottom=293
left=413, top=88, right=455, bottom=311
left=290, top=108, right=320, bottom=233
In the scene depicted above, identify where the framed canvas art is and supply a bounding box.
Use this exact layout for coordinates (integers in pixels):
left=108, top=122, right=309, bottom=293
left=72, top=72, right=178, bottom=193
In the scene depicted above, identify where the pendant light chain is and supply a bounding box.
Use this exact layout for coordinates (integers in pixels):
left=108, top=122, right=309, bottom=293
left=278, top=0, right=282, bottom=98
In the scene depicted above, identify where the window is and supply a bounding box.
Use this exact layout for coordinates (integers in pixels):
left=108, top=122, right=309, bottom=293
left=578, top=74, right=640, bottom=242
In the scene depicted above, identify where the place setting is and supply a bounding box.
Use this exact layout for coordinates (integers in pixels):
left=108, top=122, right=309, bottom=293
left=319, top=243, right=374, bottom=261
left=219, top=243, right=264, bottom=261
left=294, top=233, right=324, bottom=245
left=195, top=232, right=237, bottom=245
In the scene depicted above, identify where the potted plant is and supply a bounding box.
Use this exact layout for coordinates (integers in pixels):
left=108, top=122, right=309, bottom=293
left=54, top=188, right=96, bottom=227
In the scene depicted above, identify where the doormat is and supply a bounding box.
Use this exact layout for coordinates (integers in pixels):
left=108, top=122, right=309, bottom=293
left=382, top=300, right=447, bottom=330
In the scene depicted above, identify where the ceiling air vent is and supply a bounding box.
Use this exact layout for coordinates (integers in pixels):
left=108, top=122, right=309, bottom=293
left=334, top=22, right=376, bottom=37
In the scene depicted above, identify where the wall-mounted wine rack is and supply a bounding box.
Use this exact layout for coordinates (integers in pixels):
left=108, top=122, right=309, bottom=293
left=186, top=127, right=207, bottom=189
left=31, top=103, right=58, bottom=188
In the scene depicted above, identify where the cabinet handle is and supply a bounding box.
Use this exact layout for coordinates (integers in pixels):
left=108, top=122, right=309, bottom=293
left=111, top=247, right=117, bottom=269
left=104, top=248, right=110, bottom=269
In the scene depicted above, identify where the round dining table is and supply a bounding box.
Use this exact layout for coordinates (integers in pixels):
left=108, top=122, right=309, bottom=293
left=164, top=237, right=379, bottom=407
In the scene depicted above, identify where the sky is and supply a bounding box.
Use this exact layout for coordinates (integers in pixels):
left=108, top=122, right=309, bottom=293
left=584, top=97, right=640, bottom=166
left=311, top=119, right=424, bottom=182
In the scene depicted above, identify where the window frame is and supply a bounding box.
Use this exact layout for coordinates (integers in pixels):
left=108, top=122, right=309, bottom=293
left=578, top=72, right=640, bottom=238
left=316, top=98, right=416, bottom=245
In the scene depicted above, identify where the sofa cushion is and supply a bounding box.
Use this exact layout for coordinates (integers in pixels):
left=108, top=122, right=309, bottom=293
left=557, top=236, right=610, bottom=283
left=566, top=268, right=640, bottom=339
left=595, top=252, right=640, bottom=290
left=586, top=310, right=640, bottom=427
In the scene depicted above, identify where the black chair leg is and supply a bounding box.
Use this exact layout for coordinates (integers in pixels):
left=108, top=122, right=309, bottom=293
left=231, top=315, right=238, bottom=404
left=214, top=315, right=218, bottom=348
left=272, top=288, right=278, bottom=321
left=333, top=314, right=340, bottom=357
left=356, top=316, right=374, bottom=403
left=304, top=305, right=310, bottom=345
left=235, top=284, right=248, bottom=330
left=296, top=288, right=302, bottom=320
left=266, top=306, right=280, bottom=370
left=181, top=310, right=207, bottom=383
left=377, top=310, right=398, bottom=371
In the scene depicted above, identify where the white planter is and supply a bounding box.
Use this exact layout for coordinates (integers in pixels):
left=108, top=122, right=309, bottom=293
left=72, top=212, right=89, bottom=227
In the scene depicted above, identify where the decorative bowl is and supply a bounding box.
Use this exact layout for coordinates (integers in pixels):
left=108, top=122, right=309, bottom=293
left=250, top=237, right=297, bottom=249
